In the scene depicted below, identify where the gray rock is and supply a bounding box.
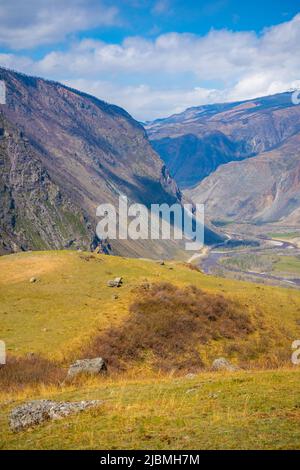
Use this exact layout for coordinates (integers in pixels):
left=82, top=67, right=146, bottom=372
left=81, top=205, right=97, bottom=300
left=107, top=277, right=123, bottom=287
left=10, top=399, right=102, bottom=432
left=67, top=357, right=107, bottom=379
left=211, top=357, right=238, bottom=372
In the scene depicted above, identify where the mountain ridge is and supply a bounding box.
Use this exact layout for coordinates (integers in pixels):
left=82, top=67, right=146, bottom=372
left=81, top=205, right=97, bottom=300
left=0, top=67, right=222, bottom=256
left=146, top=91, right=300, bottom=189
left=187, top=132, right=300, bottom=224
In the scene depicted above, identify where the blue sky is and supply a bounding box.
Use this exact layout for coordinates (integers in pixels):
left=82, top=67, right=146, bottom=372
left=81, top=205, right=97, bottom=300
left=0, top=0, right=300, bottom=119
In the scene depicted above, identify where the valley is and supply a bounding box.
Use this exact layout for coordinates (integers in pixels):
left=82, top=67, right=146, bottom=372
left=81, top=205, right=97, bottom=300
left=0, top=67, right=221, bottom=259
left=198, top=222, right=300, bottom=288
left=1, top=2, right=300, bottom=454
left=146, top=91, right=300, bottom=290
left=1, top=70, right=300, bottom=451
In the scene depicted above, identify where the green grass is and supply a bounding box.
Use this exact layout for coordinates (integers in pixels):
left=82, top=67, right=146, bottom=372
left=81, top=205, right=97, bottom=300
left=268, top=232, right=300, bottom=240
left=221, top=254, right=275, bottom=273
left=273, top=256, right=300, bottom=275
left=0, top=369, right=299, bottom=449
left=221, top=253, right=300, bottom=278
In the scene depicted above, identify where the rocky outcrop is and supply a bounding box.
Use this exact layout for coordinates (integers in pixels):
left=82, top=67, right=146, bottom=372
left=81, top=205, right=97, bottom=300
left=10, top=399, right=102, bottom=432
left=66, top=358, right=107, bottom=379
left=212, top=357, right=238, bottom=372
left=0, top=113, right=92, bottom=254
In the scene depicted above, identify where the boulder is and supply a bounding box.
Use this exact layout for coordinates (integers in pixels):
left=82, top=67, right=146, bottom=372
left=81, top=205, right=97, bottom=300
left=107, top=277, right=123, bottom=287
left=67, top=357, right=107, bottom=379
left=9, top=399, right=102, bottom=432
left=29, top=277, right=37, bottom=283
left=212, top=357, right=238, bottom=372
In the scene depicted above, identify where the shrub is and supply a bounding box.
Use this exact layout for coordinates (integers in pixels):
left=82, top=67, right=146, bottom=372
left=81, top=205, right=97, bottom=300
left=0, top=355, right=64, bottom=391
left=84, top=283, right=254, bottom=372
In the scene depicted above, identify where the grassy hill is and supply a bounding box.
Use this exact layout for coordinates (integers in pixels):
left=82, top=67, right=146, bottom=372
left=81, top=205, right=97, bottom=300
left=1, top=369, right=300, bottom=450
left=0, top=250, right=300, bottom=449
left=1, top=250, right=299, bottom=362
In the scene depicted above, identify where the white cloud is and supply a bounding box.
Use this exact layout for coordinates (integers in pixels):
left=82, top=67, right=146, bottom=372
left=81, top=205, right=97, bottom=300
left=0, top=0, right=118, bottom=49
left=0, top=13, right=300, bottom=119
left=62, top=78, right=225, bottom=120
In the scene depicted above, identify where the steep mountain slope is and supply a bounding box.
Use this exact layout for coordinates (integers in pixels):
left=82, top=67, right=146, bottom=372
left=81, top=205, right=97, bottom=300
left=187, top=133, right=300, bottom=224
left=0, top=113, right=95, bottom=254
left=0, top=67, right=221, bottom=256
left=146, top=93, right=300, bottom=188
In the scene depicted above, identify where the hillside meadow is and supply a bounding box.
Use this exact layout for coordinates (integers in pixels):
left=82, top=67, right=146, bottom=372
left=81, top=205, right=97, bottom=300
left=0, top=250, right=300, bottom=449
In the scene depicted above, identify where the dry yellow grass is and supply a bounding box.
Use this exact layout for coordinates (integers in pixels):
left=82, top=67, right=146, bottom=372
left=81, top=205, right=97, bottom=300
left=0, top=250, right=299, bottom=367
left=0, top=368, right=299, bottom=449
left=1, top=251, right=300, bottom=449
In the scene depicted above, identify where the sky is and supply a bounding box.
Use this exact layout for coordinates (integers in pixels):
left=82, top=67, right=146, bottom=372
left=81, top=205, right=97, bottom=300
left=0, top=0, right=300, bottom=120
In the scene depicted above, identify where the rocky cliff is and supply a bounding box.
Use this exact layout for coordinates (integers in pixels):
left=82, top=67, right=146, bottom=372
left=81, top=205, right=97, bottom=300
left=0, top=112, right=93, bottom=254
left=0, top=67, right=220, bottom=256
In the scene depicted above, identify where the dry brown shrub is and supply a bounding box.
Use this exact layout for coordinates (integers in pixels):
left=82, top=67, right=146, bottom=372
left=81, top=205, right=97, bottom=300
left=0, top=355, right=64, bottom=391
left=84, top=282, right=254, bottom=372
left=184, top=263, right=202, bottom=272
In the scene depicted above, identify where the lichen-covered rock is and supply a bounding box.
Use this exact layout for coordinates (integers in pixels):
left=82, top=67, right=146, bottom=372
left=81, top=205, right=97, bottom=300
left=9, top=399, right=102, bottom=432
left=212, top=357, right=238, bottom=372
left=67, top=357, right=107, bottom=379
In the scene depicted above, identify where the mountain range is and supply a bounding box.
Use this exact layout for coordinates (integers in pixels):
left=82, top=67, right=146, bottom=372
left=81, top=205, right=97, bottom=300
left=2, top=67, right=299, bottom=258
left=146, top=93, right=300, bottom=225
left=0, top=67, right=220, bottom=257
